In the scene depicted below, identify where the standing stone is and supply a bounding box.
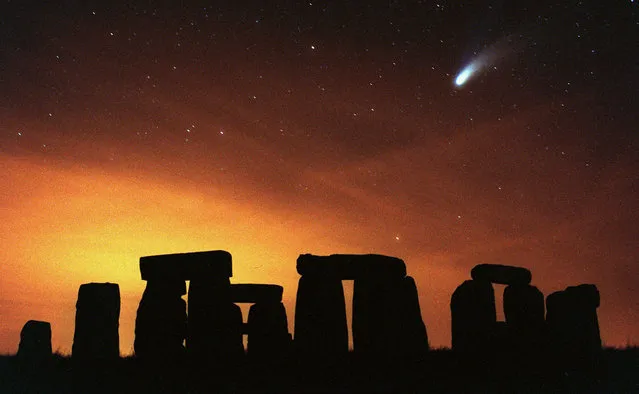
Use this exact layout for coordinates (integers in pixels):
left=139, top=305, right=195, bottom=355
left=352, top=277, right=381, bottom=355
left=504, top=285, right=545, bottom=327
left=294, top=275, right=348, bottom=357
left=134, top=279, right=187, bottom=359
left=73, top=283, right=120, bottom=360
left=353, top=275, right=428, bottom=357
left=17, top=320, right=52, bottom=363
left=398, top=276, right=429, bottom=354
left=187, top=278, right=244, bottom=361
left=247, top=302, right=291, bottom=357
left=504, top=284, right=546, bottom=354
left=450, top=280, right=496, bottom=352
left=546, top=284, right=601, bottom=357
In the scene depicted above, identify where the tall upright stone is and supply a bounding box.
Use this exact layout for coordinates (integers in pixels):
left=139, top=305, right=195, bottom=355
left=247, top=301, right=291, bottom=357
left=73, top=283, right=120, bottom=360
left=134, top=279, right=187, bottom=359
left=295, top=253, right=427, bottom=359
left=294, top=274, right=348, bottom=357
left=546, top=284, right=601, bottom=357
left=504, top=284, right=545, bottom=353
left=450, top=279, right=496, bottom=352
left=187, top=277, right=243, bottom=361
left=17, top=320, right=52, bottom=363
left=135, top=250, right=232, bottom=362
left=353, top=275, right=427, bottom=357
left=398, top=276, right=429, bottom=354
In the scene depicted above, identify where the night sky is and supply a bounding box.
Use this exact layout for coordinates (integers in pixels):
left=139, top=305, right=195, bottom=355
left=1, top=0, right=637, bottom=354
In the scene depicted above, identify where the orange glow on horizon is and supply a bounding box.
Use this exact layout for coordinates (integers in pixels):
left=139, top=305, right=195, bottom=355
left=0, top=154, right=636, bottom=355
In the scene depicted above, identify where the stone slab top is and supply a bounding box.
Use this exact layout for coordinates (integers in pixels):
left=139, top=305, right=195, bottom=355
left=548, top=284, right=600, bottom=309
left=297, top=254, right=406, bottom=279
left=230, top=284, right=283, bottom=303
left=140, top=250, right=232, bottom=280
left=470, top=264, right=532, bottom=286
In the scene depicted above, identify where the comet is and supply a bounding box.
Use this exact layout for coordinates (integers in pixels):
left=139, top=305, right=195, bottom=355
left=454, top=64, right=477, bottom=87
left=453, top=35, right=520, bottom=89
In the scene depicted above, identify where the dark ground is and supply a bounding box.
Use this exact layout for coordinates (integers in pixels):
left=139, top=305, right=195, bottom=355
left=1, top=347, right=637, bottom=393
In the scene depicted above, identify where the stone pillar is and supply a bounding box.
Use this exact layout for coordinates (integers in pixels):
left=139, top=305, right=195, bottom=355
left=134, top=279, right=187, bottom=359
left=398, top=276, right=429, bottom=354
left=546, top=284, right=601, bottom=358
left=187, top=278, right=244, bottom=361
left=353, top=275, right=428, bottom=357
left=73, top=283, right=120, bottom=360
left=294, top=275, right=348, bottom=357
left=247, top=301, right=291, bottom=357
left=17, top=320, right=52, bottom=363
left=504, top=284, right=545, bottom=353
left=450, top=280, right=496, bottom=353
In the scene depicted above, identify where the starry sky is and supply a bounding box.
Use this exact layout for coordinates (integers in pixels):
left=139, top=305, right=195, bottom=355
left=1, top=0, right=638, bottom=354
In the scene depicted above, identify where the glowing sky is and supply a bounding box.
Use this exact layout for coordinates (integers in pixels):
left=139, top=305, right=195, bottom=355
left=1, top=1, right=638, bottom=354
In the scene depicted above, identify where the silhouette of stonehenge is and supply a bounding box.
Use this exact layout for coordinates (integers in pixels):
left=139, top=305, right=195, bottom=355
left=295, top=254, right=428, bottom=357
left=451, top=264, right=601, bottom=363
left=13, top=251, right=603, bottom=370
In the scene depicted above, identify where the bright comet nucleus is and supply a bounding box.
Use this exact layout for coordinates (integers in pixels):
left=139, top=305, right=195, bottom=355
left=454, top=65, right=475, bottom=87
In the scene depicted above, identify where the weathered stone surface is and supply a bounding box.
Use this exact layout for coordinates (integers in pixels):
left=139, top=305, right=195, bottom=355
left=353, top=276, right=428, bottom=356
left=247, top=302, right=291, bottom=357
left=134, top=279, right=187, bottom=359
left=471, top=264, right=532, bottom=286
left=72, top=283, right=120, bottom=360
left=294, top=275, right=348, bottom=356
left=140, top=250, right=232, bottom=281
left=187, top=278, right=244, bottom=361
left=297, top=254, right=406, bottom=279
left=450, top=280, right=497, bottom=352
left=17, top=320, right=52, bottom=362
left=230, top=284, right=283, bottom=303
left=546, top=284, right=601, bottom=355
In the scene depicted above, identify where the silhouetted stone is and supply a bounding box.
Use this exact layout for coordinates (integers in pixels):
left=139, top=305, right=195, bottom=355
left=294, top=274, right=348, bottom=357
left=504, top=284, right=545, bottom=327
left=72, top=282, right=120, bottom=360
left=398, top=276, right=429, bottom=353
left=134, top=279, right=187, bottom=359
left=546, top=284, right=601, bottom=358
left=187, top=277, right=244, bottom=362
left=450, top=280, right=496, bottom=352
left=17, top=320, right=52, bottom=363
left=140, top=250, right=232, bottom=281
left=297, top=254, right=406, bottom=279
left=471, top=264, right=532, bottom=286
left=230, top=283, right=283, bottom=303
left=353, top=275, right=428, bottom=357
left=504, top=284, right=546, bottom=354
left=247, top=302, right=291, bottom=357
